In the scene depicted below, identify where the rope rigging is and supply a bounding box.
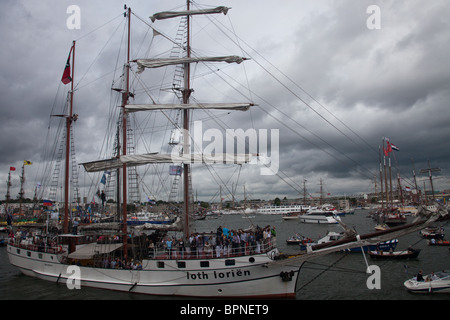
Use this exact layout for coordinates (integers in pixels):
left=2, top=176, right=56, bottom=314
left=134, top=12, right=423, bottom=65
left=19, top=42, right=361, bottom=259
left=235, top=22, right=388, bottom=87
left=38, top=3, right=419, bottom=206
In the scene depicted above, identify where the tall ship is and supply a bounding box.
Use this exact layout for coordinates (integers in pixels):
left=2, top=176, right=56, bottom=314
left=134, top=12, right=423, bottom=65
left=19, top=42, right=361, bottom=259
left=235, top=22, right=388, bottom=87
left=6, top=2, right=446, bottom=298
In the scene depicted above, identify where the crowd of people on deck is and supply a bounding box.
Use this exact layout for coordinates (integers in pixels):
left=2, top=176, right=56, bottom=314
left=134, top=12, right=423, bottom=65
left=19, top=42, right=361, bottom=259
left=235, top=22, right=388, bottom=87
left=149, top=225, right=277, bottom=259
left=7, top=223, right=278, bottom=264
left=7, top=229, right=62, bottom=253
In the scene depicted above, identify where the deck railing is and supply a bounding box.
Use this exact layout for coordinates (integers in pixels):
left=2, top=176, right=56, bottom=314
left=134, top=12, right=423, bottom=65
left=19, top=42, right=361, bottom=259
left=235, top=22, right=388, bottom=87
left=7, top=238, right=64, bottom=254
left=148, top=238, right=276, bottom=260
left=7, top=236, right=277, bottom=260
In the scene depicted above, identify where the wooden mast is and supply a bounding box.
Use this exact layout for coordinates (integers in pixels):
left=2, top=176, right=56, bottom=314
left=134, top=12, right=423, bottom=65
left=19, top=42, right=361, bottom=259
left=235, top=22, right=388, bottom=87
left=182, top=0, right=192, bottom=240
left=378, top=146, right=384, bottom=209
left=383, top=138, right=389, bottom=208
left=63, top=40, right=75, bottom=234
left=122, top=6, right=131, bottom=259
left=5, top=169, right=11, bottom=214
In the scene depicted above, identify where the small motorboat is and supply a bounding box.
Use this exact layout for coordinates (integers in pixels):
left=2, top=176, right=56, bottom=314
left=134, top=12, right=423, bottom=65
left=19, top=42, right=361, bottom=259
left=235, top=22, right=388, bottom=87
left=428, top=238, right=450, bottom=246
left=374, top=223, right=389, bottom=231
left=316, top=232, right=398, bottom=253
left=286, top=234, right=313, bottom=245
left=298, top=210, right=339, bottom=224
left=420, top=227, right=445, bottom=240
left=404, top=270, right=450, bottom=293
left=368, top=248, right=421, bottom=260
left=282, top=212, right=301, bottom=220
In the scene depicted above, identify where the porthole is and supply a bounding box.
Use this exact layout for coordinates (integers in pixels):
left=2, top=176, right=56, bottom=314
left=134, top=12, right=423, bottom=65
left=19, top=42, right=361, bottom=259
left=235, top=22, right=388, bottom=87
left=200, top=261, right=209, bottom=268
left=225, top=259, right=235, bottom=266
left=249, top=257, right=255, bottom=263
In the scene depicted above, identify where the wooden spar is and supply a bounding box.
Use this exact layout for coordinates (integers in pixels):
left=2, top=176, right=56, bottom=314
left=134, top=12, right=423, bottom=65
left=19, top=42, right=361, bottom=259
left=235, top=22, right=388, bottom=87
left=5, top=170, right=11, bottom=215
left=122, top=6, right=131, bottom=259
left=378, top=146, right=384, bottom=209
left=64, top=41, right=75, bottom=234
left=183, top=0, right=192, bottom=240
left=383, top=138, right=389, bottom=206
left=310, top=219, right=427, bottom=252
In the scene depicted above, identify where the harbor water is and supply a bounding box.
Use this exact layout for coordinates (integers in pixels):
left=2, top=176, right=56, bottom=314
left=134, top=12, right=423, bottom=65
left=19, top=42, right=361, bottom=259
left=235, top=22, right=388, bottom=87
left=1, top=209, right=449, bottom=300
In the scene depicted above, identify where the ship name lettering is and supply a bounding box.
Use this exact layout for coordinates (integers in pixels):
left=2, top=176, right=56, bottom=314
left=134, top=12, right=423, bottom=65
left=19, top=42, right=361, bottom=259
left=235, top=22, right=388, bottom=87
left=186, top=269, right=250, bottom=280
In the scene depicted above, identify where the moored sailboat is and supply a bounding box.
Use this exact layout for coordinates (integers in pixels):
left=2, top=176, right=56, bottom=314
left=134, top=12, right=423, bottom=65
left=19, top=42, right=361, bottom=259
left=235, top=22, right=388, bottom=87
left=7, top=3, right=299, bottom=298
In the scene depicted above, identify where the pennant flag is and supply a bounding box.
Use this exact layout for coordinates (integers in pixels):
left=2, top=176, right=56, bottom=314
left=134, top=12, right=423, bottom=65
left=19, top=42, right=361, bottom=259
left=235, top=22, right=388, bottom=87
left=9, top=166, right=15, bottom=171
left=100, top=170, right=111, bottom=184
left=43, top=200, right=53, bottom=206
left=405, top=186, right=411, bottom=192
left=24, top=160, right=32, bottom=165
left=61, top=46, right=73, bottom=85
left=390, top=143, right=399, bottom=151
left=100, top=173, right=107, bottom=184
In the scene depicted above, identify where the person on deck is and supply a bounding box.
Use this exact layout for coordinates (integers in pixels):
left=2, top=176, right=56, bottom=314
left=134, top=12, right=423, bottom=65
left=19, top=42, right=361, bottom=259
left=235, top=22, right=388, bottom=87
left=101, top=190, right=106, bottom=208
left=416, top=270, right=424, bottom=282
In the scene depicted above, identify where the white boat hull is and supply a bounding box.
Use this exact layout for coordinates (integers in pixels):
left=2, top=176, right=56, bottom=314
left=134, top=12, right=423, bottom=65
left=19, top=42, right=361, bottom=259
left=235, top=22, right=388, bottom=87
left=299, top=216, right=338, bottom=224
left=404, top=271, right=450, bottom=293
left=7, top=244, right=298, bottom=298
left=404, top=280, right=450, bottom=293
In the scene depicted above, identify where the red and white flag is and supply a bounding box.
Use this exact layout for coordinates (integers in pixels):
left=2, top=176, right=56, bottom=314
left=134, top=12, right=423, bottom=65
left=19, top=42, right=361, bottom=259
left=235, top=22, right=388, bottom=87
left=61, top=46, right=73, bottom=85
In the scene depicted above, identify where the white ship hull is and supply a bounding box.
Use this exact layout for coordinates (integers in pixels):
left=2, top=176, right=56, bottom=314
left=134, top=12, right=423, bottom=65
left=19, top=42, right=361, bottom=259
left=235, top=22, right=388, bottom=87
left=7, top=243, right=298, bottom=298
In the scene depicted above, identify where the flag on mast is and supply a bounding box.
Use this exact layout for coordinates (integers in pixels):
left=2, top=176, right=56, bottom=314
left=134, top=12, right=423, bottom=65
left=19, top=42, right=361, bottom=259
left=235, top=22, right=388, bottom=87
left=390, top=143, right=399, bottom=151
left=61, top=46, right=73, bottom=85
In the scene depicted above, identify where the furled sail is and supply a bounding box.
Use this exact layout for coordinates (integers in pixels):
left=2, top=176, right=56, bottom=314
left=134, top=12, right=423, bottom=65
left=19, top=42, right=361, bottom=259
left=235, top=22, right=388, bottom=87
left=135, top=56, right=247, bottom=73
left=150, top=6, right=230, bottom=22
left=82, top=153, right=255, bottom=172
left=82, top=157, right=124, bottom=173
left=125, top=103, right=254, bottom=112
left=120, top=153, right=255, bottom=166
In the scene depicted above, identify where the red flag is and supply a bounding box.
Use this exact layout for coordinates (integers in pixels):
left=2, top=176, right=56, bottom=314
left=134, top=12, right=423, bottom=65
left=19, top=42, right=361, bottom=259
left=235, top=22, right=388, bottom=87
left=390, top=143, right=399, bottom=151
left=61, top=46, right=73, bottom=85
left=386, top=141, right=392, bottom=153
left=10, top=166, right=15, bottom=171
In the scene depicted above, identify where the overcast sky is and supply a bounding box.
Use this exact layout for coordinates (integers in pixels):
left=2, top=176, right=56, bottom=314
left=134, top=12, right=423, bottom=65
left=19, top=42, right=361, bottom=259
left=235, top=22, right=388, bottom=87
left=1, top=0, right=449, bottom=204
